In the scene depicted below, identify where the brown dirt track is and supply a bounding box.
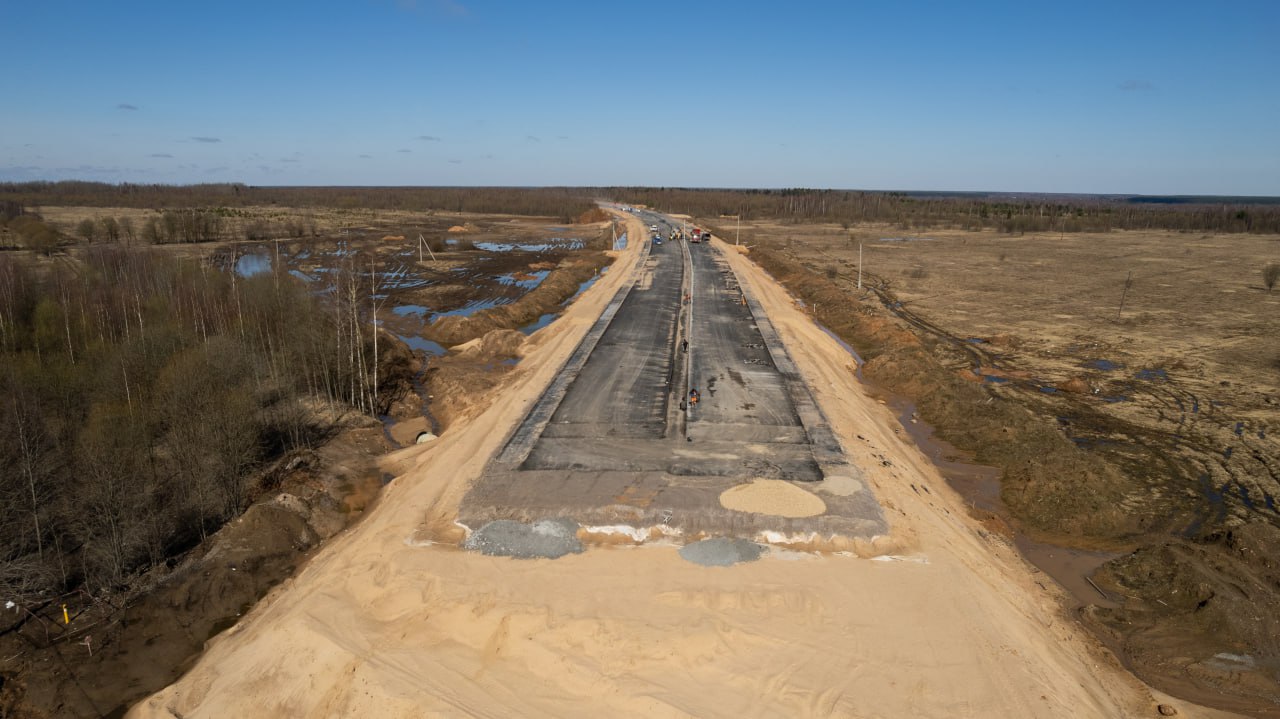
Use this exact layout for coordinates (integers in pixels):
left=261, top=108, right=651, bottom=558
left=703, top=219, right=1280, bottom=715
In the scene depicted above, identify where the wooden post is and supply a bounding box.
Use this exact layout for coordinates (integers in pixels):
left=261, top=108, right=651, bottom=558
left=857, top=242, right=863, bottom=289
left=1117, top=270, right=1133, bottom=319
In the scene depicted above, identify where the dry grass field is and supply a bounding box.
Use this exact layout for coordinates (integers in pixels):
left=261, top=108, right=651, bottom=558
left=707, top=218, right=1280, bottom=714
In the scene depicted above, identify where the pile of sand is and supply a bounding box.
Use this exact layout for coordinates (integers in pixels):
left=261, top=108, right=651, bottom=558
left=719, top=479, right=826, bottom=517
left=447, top=225, right=468, bottom=233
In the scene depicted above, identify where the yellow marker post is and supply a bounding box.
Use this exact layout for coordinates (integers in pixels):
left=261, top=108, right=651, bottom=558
left=62, top=604, right=69, bottom=625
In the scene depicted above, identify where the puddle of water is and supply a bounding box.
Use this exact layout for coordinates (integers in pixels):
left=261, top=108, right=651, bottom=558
left=204, top=601, right=254, bottom=641
left=1135, top=367, right=1168, bottom=381
left=395, top=335, right=446, bottom=356
left=392, top=304, right=429, bottom=318
left=1085, top=358, right=1122, bottom=371
left=895, top=402, right=1003, bottom=514
left=1014, top=537, right=1121, bottom=609
left=817, top=323, right=865, bottom=380
left=430, top=297, right=511, bottom=321
left=562, top=272, right=602, bottom=306
left=1102, top=395, right=1130, bottom=403
left=498, top=269, right=550, bottom=290
left=235, top=253, right=272, bottom=277
left=1071, top=436, right=1119, bottom=449
left=474, top=239, right=585, bottom=253
left=982, top=375, right=1010, bottom=384
left=289, top=269, right=316, bottom=283
left=965, top=337, right=987, bottom=344
left=1038, top=385, right=1058, bottom=394
left=519, top=312, right=559, bottom=335
left=1183, top=474, right=1230, bottom=537
left=378, top=413, right=400, bottom=449
left=614, top=232, right=628, bottom=251
left=890, top=399, right=1124, bottom=609
left=1239, top=485, right=1256, bottom=510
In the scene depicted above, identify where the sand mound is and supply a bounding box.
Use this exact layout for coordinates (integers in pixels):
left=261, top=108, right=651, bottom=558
left=451, top=329, right=524, bottom=360
left=447, top=225, right=468, bottom=233
left=814, top=474, right=867, bottom=497
left=1057, top=376, right=1091, bottom=394
left=719, top=479, right=826, bottom=517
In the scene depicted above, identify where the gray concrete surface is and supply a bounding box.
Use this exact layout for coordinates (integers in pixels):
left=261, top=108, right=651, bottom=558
left=458, top=210, right=887, bottom=545
left=461, top=518, right=584, bottom=559
left=678, top=537, right=766, bottom=567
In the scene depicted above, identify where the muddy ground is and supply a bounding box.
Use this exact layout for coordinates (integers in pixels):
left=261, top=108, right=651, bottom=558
left=0, top=211, right=620, bottom=718
left=702, top=218, right=1280, bottom=716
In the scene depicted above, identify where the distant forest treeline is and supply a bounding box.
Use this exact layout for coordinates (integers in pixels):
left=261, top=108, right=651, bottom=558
left=0, top=182, right=600, bottom=221
left=5, top=182, right=1278, bottom=237
left=0, top=248, right=405, bottom=600
left=610, top=187, right=1280, bottom=234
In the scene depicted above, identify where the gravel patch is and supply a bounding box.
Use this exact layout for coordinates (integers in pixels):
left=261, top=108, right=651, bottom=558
left=678, top=537, right=766, bottom=567
left=719, top=479, right=826, bottom=517
left=462, top=518, right=584, bottom=559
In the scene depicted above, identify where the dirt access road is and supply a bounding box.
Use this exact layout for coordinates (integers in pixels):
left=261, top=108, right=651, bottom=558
left=130, top=211, right=1232, bottom=718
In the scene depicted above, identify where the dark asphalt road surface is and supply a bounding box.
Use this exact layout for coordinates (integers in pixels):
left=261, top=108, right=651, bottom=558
left=460, top=210, right=886, bottom=539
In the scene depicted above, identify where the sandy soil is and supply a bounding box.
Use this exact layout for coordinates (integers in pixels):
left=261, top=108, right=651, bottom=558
left=128, top=218, right=1235, bottom=718
left=709, top=219, right=1280, bottom=713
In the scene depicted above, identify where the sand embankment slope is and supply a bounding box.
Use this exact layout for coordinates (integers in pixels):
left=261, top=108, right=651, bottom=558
left=130, top=222, right=1235, bottom=718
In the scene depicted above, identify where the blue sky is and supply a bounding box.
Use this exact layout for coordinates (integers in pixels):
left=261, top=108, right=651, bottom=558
left=3, top=0, right=1277, bottom=194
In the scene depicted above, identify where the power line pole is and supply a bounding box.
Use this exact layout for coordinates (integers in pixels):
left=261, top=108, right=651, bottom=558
left=857, top=242, right=863, bottom=289
left=1117, top=270, right=1133, bottom=319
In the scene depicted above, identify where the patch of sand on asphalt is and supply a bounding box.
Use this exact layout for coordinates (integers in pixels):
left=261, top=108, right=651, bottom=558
left=128, top=218, right=1238, bottom=719
left=719, top=479, right=826, bottom=517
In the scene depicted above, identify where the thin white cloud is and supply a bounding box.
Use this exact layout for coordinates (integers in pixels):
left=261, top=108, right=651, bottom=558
left=190, top=136, right=222, bottom=143
left=417, top=135, right=442, bottom=141
left=1118, top=79, right=1154, bottom=92
left=149, top=153, right=174, bottom=158
left=117, top=103, right=139, bottom=111
left=395, top=0, right=467, bottom=17
left=434, top=0, right=467, bottom=17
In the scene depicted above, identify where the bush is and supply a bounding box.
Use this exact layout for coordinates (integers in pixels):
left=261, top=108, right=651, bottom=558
left=1264, top=262, right=1280, bottom=293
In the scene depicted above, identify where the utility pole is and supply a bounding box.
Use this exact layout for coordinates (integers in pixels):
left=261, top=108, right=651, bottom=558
left=857, top=242, right=863, bottom=289
left=418, top=234, right=436, bottom=262
left=1117, top=270, right=1133, bottom=319
left=735, top=213, right=741, bottom=246
left=371, top=257, right=378, bottom=414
